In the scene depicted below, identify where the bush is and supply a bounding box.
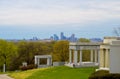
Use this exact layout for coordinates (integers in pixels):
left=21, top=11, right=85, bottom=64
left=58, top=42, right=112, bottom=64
left=19, top=64, right=37, bottom=71
left=89, top=70, right=120, bottom=79
left=19, top=66, right=28, bottom=71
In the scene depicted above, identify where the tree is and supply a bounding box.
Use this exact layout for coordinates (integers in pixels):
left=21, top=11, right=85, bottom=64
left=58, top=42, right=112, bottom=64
left=53, top=40, right=69, bottom=62
left=16, top=41, right=54, bottom=65
left=113, top=27, right=120, bottom=36
left=0, top=39, right=17, bottom=72
left=79, top=38, right=91, bottom=61
left=79, top=38, right=90, bottom=42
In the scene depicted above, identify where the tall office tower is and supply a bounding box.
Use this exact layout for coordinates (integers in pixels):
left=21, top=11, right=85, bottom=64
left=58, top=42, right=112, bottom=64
left=60, top=32, right=64, bottom=40
left=60, top=32, right=66, bottom=40
left=53, top=34, right=59, bottom=41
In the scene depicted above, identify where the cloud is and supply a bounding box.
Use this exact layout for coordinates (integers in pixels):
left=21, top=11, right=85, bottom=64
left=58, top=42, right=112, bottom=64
left=0, top=0, right=120, bottom=25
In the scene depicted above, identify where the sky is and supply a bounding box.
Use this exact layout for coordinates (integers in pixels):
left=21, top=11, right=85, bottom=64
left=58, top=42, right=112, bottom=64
left=0, top=0, right=120, bottom=39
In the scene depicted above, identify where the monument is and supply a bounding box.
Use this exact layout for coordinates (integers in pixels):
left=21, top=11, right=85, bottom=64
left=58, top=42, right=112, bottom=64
left=67, top=42, right=101, bottom=67
left=35, top=55, right=52, bottom=68
left=110, top=40, right=120, bottom=73
left=98, top=37, right=119, bottom=71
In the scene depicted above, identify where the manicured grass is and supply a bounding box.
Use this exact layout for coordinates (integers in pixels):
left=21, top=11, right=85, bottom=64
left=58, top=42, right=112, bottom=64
left=9, top=68, right=42, bottom=79
left=9, top=66, right=96, bottom=79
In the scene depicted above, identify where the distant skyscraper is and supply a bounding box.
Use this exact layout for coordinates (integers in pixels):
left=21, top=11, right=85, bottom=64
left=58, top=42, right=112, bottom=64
left=53, top=34, right=59, bottom=41
left=69, top=34, right=77, bottom=42
left=60, top=32, right=64, bottom=40
left=60, top=32, right=66, bottom=40
left=51, top=32, right=78, bottom=42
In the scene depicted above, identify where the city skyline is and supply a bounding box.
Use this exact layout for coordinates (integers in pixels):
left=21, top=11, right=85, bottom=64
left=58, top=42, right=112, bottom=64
left=0, top=0, right=120, bottom=39
left=50, top=32, right=78, bottom=42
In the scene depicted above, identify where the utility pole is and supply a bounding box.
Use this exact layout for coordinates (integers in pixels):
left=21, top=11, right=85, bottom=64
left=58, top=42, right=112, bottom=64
left=3, top=55, right=6, bottom=72
left=3, top=63, right=5, bottom=72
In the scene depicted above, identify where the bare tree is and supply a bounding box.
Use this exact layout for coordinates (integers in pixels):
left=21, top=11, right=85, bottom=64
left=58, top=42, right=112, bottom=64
left=113, top=27, right=120, bottom=36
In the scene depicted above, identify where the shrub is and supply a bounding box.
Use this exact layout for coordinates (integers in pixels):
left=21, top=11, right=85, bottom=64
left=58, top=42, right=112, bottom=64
left=19, top=64, right=37, bottom=71
left=89, top=70, right=120, bottom=79
left=19, top=66, right=28, bottom=71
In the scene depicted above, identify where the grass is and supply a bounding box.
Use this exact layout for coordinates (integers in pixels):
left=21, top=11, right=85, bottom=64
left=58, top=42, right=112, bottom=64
left=0, top=72, right=3, bottom=74
left=9, top=66, right=96, bottom=79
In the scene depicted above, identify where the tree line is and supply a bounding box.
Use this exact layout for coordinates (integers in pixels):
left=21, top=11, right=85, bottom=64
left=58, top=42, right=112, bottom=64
left=0, top=40, right=69, bottom=71
left=0, top=38, right=90, bottom=71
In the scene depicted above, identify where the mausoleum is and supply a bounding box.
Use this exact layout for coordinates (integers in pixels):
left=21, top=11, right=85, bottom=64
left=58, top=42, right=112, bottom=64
left=68, top=37, right=120, bottom=73
left=35, top=55, right=52, bottom=68
left=67, top=42, right=101, bottom=67
left=110, top=40, right=120, bottom=73
left=98, top=37, right=118, bottom=70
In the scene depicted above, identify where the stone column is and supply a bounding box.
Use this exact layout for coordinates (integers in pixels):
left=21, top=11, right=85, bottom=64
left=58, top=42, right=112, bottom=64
left=95, top=50, right=98, bottom=63
left=103, top=49, right=106, bottom=67
left=35, top=56, right=37, bottom=65
left=79, top=50, right=82, bottom=65
left=74, top=50, right=78, bottom=65
left=69, top=50, right=72, bottom=63
left=105, top=49, right=109, bottom=68
left=98, top=49, right=100, bottom=66
left=3, top=64, right=5, bottom=72
left=108, top=49, right=110, bottom=68
left=47, top=58, right=50, bottom=65
left=100, top=49, right=104, bottom=68
left=90, top=50, right=93, bottom=62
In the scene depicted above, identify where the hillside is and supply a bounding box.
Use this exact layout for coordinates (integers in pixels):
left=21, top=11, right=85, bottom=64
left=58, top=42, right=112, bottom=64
left=9, top=66, right=95, bottom=79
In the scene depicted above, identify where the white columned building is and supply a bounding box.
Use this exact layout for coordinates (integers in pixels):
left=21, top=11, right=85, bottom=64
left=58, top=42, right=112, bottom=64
left=35, top=55, right=52, bottom=68
left=68, top=42, right=101, bottom=67
left=98, top=37, right=118, bottom=71
left=96, top=37, right=120, bottom=72
left=68, top=37, right=120, bottom=73
left=110, top=41, right=120, bottom=73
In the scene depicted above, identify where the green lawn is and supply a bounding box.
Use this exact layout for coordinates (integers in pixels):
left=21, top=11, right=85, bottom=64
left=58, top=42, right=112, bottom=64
left=9, top=66, right=96, bottom=79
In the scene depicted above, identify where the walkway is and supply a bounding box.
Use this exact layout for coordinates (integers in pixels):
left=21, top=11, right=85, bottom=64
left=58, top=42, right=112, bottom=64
left=0, top=74, right=13, bottom=79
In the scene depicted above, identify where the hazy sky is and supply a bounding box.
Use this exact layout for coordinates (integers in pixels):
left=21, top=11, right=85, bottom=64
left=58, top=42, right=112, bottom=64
left=0, top=0, right=120, bottom=39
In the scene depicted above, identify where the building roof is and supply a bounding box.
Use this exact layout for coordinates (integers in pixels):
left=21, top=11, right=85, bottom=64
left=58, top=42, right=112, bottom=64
left=69, top=42, right=102, bottom=46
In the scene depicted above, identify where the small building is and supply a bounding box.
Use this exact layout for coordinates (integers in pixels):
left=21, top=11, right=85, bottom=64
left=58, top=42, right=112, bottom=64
left=110, top=40, right=120, bottom=73
left=67, top=42, right=101, bottom=67
left=35, top=55, right=52, bottom=68
left=68, top=37, right=120, bottom=73
left=99, top=37, right=119, bottom=71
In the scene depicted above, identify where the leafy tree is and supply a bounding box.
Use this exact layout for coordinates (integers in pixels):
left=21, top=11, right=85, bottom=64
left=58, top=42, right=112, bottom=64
left=53, top=40, right=69, bottom=62
left=79, top=38, right=91, bottom=61
left=0, top=39, right=17, bottom=72
left=13, top=41, right=54, bottom=70
left=79, top=38, right=90, bottom=42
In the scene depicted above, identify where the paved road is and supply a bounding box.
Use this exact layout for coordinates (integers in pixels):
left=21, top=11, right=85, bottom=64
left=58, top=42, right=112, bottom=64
left=0, top=74, right=13, bottom=79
